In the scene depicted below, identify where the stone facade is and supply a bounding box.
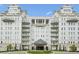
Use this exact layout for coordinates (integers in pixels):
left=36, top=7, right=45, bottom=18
left=0, top=4, right=79, bottom=51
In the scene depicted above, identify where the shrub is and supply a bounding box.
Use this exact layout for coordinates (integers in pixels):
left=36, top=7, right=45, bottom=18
left=69, top=45, right=77, bottom=52
left=7, top=44, right=13, bottom=51
left=27, top=50, right=51, bottom=54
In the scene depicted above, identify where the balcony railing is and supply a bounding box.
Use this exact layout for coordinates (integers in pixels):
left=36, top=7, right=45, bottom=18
left=51, top=30, right=58, bottom=32
left=67, top=19, right=78, bottom=22
left=51, top=34, right=58, bottom=36
left=2, top=19, right=15, bottom=23
left=33, top=23, right=47, bottom=27
left=22, top=27, right=30, bottom=29
left=22, top=34, right=29, bottom=36
left=22, top=36, right=30, bottom=38
left=22, top=30, right=30, bottom=32
left=51, top=36, right=58, bottom=38
left=51, top=27, right=58, bottom=29
left=51, top=43, right=58, bottom=45
left=51, top=22, right=58, bottom=25
left=22, top=31, right=30, bottom=33
left=22, top=40, right=29, bottom=42
left=22, top=22, right=30, bottom=25
left=22, top=43, right=29, bottom=45
left=51, top=31, right=58, bottom=34
left=22, top=25, right=30, bottom=27
left=51, top=39, right=58, bottom=42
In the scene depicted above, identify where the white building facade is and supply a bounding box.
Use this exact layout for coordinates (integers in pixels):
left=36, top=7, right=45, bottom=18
left=0, top=4, right=79, bottom=51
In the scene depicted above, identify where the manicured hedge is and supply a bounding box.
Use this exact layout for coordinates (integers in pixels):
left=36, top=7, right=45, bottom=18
left=27, top=50, right=52, bottom=54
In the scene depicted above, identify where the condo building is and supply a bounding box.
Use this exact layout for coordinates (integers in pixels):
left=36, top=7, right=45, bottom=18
left=0, top=4, right=79, bottom=51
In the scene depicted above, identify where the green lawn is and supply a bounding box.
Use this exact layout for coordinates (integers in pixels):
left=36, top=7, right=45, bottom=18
left=0, top=50, right=67, bottom=54
left=0, top=51, right=27, bottom=54
left=52, top=51, right=65, bottom=54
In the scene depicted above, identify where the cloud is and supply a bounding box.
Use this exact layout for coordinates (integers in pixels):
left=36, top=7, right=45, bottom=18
left=46, top=11, right=52, bottom=15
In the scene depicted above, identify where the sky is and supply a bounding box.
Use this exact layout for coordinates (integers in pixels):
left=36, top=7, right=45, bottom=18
left=0, top=4, right=79, bottom=16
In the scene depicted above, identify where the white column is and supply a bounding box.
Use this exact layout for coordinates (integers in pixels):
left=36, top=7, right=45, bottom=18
left=44, top=20, right=46, bottom=24
left=35, top=19, right=36, bottom=24
left=34, top=45, right=36, bottom=50
left=44, top=45, right=46, bottom=50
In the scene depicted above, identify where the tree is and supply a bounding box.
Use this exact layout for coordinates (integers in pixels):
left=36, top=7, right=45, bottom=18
left=7, top=44, right=13, bottom=51
left=14, top=44, right=17, bottom=51
left=69, top=45, right=77, bottom=52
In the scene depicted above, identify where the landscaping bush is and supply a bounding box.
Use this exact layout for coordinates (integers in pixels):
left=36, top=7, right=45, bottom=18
left=69, top=45, right=77, bottom=52
left=7, top=44, right=13, bottom=51
left=27, top=50, right=51, bottom=54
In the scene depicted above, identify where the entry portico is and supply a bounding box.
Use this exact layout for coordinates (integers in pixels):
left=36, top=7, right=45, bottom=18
left=32, top=39, right=48, bottom=50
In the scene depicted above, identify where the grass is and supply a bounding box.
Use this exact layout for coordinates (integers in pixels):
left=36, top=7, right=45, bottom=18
left=0, top=50, right=78, bottom=54
left=27, top=50, right=52, bottom=54
left=52, top=51, right=65, bottom=54
left=0, top=51, right=27, bottom=54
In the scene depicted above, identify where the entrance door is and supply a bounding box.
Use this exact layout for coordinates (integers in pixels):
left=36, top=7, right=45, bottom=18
left=36, top=46, right=44, bottom=50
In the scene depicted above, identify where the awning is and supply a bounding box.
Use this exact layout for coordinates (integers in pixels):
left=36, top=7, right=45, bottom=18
left=34, top=39, right=47, bottom=45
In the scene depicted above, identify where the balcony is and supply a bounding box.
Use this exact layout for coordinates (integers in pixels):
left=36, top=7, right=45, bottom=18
left=51, top=31, right=58, bottom=34
left=51, top=43, right=58, bottom=45
left=51, top=40, right=58, bottom=45
left=67, top=19, right=78, bottom=22
left=22, top=40, right=29, bottom=42
left=22, top=29, right=30, bottom=32
left=51, top=34, right=58, bottom=36
left=22, top=31, right=30, bottom=34
left=2, top=19, right=14, bottom=23
left=51, top=39, right=58, bottom=42
left=22, top=22, right=30, bottom=25
left=22, top=36, right=30, bottom=38
left=22, top=34, right=30, bottom=36
left=22, top=43, right=29, bottom=45
left=22, top=25, right=30, bottom=27
left=22, top=27, right=30, bottom=29
left=33, top=23, right=47, bottom=27
left=51, top=30, right=58, bottom=32
left=51, top=27, right=58, bottom=29
left=51, top=22, right=58, bottom=25
left=51, top=36, right=58, bottom=38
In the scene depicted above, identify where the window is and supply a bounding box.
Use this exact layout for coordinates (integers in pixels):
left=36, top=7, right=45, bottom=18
left=43, top=19, right=44, bottom=23
left=78, top=23, right=79, bottom=25
left=1, top=27, right=3, bottom=30
left=32, top=39, right=34, bottom=41
left=64, top=27, right=65, bottom=30
left=64, top=37, right=65, bottom=39
left=69, top=41, right=70, bottom=44
left=1, top=41, right=3, bottom=44
left=64, top=41, right=65, bottom=44
left=73, top=41, right=75, bottom=44
left=39, top=20, right=42, bottom=23
left=73, top=27, right=75, bottom=30
left=78, top=28, right=79, bottom=30
left=46, top=19, right=49, bottom=24
left=32, top=19, right=35, bottom=24
left=61, top=23, right=63, bottom=25
left=61, top=27, right=63, bottom=30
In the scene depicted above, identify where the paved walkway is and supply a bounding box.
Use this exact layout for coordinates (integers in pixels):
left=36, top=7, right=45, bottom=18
left=0, top=51, right=27, bottom=54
